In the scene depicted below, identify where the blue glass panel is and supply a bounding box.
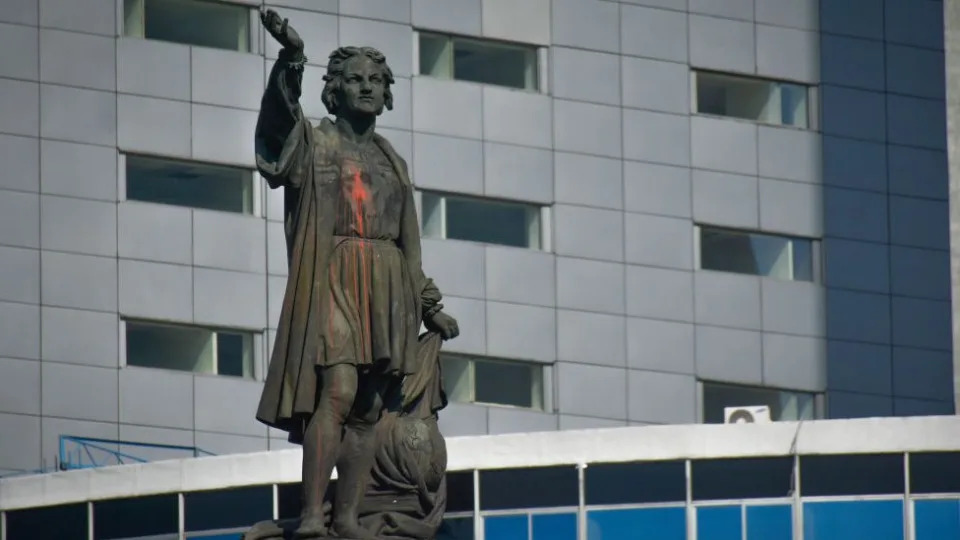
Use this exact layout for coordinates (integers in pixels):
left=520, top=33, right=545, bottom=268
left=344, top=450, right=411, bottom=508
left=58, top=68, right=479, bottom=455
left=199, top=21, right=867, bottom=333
left=747, top=505, right=793, bottom=540
left=533, top=513, right=577, bottom=540
left=698, top=506, right=741, bottom=540
left=804, top=500, right=903, bottom=540
left=587, top=507, right=686, bottom=540
left=915, top=499, right=960, bottom=540
left=485, top=514, right=528, bottom=540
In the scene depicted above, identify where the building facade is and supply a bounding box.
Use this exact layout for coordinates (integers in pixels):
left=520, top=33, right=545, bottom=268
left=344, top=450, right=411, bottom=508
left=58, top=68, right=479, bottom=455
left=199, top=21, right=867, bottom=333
left=0, top=0, right=954, bottom=476
left=1, top=416, right=959, bottom=539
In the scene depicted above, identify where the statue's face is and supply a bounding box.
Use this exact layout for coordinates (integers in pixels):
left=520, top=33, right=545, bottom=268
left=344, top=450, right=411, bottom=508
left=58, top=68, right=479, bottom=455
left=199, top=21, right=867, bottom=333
left=340, top=55, right=386, bottom=117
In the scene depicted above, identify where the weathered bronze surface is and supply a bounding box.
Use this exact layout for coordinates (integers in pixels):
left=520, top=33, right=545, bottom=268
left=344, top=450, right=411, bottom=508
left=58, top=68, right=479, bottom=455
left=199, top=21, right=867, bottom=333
left=245, top=9, right=459, bottom=540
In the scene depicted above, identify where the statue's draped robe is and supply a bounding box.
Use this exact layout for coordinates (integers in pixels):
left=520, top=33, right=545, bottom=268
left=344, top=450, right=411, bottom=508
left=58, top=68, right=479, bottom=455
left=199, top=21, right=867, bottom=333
left=253, top=51, right=442, bottom=443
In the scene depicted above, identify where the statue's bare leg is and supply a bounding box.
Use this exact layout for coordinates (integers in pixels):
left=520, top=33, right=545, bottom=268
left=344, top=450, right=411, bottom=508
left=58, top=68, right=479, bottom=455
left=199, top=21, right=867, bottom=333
left=296, top=364, right=358, bottom=539
left=331, top=370, right=388, bottom=539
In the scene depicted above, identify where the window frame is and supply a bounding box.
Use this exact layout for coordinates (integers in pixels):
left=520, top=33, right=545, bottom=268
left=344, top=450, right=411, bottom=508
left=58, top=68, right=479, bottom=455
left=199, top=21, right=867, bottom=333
left=121, top=0, right=257, bottom=53
left=440, top=353, right=551, bottom=411
left=419, top=190, right=551, bottom=251
left=120, top=153, right=263, bottom=217
left=690, top=69, right=816, bottom=130
left=414, top=30, right=544, bottom=93
left=694, top=224, right=821, bottom=283
left=120, top=318, right=264, bottom=380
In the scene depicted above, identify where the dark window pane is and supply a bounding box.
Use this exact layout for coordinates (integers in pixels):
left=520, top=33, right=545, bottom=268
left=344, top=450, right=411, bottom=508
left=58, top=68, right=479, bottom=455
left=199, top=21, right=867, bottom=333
left=6, top=503, right=87, bottom=539
left=437, top=516, right=474, bottom=540
left=800, top=454, right=904, bottom=496
left=216, top=332, right=249, bottom=377
left=910, top=452, right=960, bottom=493
left=474, top=359, right=535, bottom=408
left=453, top=39, right=536, bottom=90
left=444, top=197, right=537, bottom=248
left=587, top=507, right=686, bottom=540
left=419, top=34, right=451, bottom=78
left=803, top=500, right=903, bottom=540
left=446, top=471, right=474, bottom=513
left=703, top=382, right=814, bottom=424
left=143, top=0, right=249, bottom=52
left=484, top=515, right=528, bottom=540
left=277, top=483, right=301, bottom=520
left=697, top=506, right=741, bottom=540
left=481, top=467, right=578, bottom=510
left=746, top=505, right=792, bottom=540
left=184, top=486, right=273, bottom=531
left=693, top=458, right=793, bottom=500
left=126, top=155, right=251, bottom=214
left=915, top=499, right=960, bottom=540
left=95, top=495, right=179, bottom=539
left=700, top=227, right=813, bottom=282
left=586, top=461, right=686, bottom=505
left=187, top=534, right=244, bottom=540
left=532, top=513, right=577, bottom=540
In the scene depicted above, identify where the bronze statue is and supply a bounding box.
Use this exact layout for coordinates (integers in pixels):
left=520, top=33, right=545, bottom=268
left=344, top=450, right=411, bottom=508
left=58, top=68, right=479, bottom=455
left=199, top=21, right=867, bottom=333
left=246, top=8, right=459, bottom=540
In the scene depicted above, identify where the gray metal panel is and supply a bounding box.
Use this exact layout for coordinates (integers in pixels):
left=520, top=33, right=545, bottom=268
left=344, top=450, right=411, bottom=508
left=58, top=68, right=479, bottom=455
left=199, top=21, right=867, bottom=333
left=484, top=245, right=555, bottom=307
left=41, top=362, right=119, bottom=422
left=557, top=310, right=626, bottom=367
left=40, top=84, right=116, bottom=146
left=119, top=368, right=195, bottom=430
left=628, top=370, right=696, bottom=424
left=39, top=29, right=115, bottom=91
left=483, top=142, right=553, bottom=203
left=627, top=317, right=695, bottom=374
left=42, top=252, right=117, bottom=312
left=554, top=205, right=624, bottom=262
left=553, top=47, right=621, bottom=106
left=119, top=260, right=193, bottom=322
left=557, top=362, right=627, bottom=420
left=41, top=307, right=118, bottom=368
left=117, top=39, right=191, bottom=101
left=485, top=301, right=556, bottom=362
left=190, top=105, right=259, bottom=167
left=695, top=325, right=763, bottom=385
left=40, top=195, right=117, bottom=257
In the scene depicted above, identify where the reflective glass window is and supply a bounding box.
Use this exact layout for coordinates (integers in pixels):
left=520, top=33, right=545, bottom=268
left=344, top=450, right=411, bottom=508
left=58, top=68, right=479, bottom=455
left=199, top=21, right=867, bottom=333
left=702, top=381, right=816, bottom=424
left=693, top=458, right=794, bottom=500
left=697, top=506, right=741, bottom=540
left=695, top=71, right=809, bottom=128
left=587, top=507, right=686, bottom=540
left=532, top=513, right=576, bottom=540
left=914, top=499, right=960, bottom=540
left=803, top=500, right=903, bottom=540
left=586, top=461, right=686, bottom=505
left=126, top=320, right=256, bottom=379
left=484, top=514, right=528, bottom=540
left=418, top=33, right=538, bottom=91
left=438, top=516, right=474, bottom=540
left=441, top=354, right=544, bottom=410
left=700, top=227, right=815, bottom=282
left=124, top=0, right=251, bottom=52
left=184, top=486, right=273, bottom=532
left=277, top=482, right=301, bottom=520
left=95, top=494, right=179, bottom=539
left=5, top=503, right=87, bottom=539
left=447, top=471, right=475, bottom=513
left=480, top=466, right=578, bottom=510
left=746, top=504, right=792, bottom=540
left=910, top=452, right=960, bottom=493
left=125, top=155, right=254, bottom=214
left=421, top=191, right=544, bottom=250
left=800, top=454, right=904, bottom=496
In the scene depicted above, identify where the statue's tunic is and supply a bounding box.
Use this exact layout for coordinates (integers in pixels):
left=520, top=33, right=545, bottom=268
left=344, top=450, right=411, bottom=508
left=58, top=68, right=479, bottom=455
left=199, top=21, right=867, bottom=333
left=253, top=51, right=442, bottom=442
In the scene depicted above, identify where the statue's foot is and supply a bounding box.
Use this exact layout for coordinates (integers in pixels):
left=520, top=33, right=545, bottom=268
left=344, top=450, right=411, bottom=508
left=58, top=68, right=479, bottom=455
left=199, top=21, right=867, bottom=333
left=292, top=514, right=327, bottom=539
left=332, top=519, right=375, bottom=540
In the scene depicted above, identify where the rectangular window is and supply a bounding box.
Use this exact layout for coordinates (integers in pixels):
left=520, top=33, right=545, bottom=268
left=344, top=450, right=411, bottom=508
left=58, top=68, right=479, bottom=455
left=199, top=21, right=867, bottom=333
left=419, top=32, right=539, bottom=91
left=694, top=71, right=809, bottom=128
left=126, top=155, right=254, bottom=215
left=421, top=191, right=545, bottom=249
left=702, top=381, right=815, bottom=424
left=125, top=320, right=255, bottom=378
left=441, top=354, right=544, bottom=410
left=124, top=0, right=251, bottom=52
left=699, top=226, right=815, bottom=282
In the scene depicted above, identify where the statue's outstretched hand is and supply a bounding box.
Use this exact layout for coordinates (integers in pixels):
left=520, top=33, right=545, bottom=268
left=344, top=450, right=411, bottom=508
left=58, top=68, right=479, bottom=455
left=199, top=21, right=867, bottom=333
left=260, top=7, right=304, bottom=52
left=425, top=311, right=460, bottom=340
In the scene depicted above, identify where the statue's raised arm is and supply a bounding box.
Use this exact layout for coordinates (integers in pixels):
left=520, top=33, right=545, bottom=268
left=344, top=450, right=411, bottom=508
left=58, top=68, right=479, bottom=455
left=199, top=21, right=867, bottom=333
left=254, top=8, right=311, bottom=189
left=260, top=7, right=305, bottom=55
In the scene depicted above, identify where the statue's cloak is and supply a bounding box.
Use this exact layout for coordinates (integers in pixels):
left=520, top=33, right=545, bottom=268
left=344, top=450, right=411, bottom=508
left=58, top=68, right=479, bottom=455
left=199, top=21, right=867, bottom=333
left=253, top=57, right=440, bottom=443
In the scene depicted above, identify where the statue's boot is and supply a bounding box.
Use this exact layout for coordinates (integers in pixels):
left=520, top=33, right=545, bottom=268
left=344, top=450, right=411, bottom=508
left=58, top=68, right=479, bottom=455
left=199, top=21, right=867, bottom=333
left=292, top=514, right=327, bottom=539
left=331, top=424, right=378, bottom=540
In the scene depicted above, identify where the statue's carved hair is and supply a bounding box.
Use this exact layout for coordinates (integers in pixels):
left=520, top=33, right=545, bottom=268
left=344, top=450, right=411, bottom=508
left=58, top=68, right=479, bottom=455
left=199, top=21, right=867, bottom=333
left=321, top=46, right=394, bottom=115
